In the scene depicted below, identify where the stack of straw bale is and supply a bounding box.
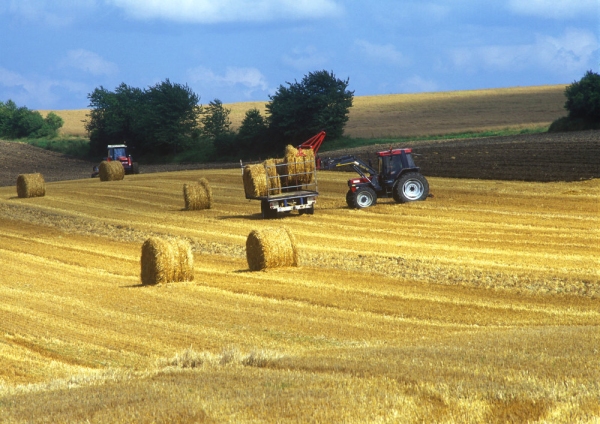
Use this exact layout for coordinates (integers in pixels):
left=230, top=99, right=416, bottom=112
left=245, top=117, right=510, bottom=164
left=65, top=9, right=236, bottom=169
left=246, top=227, right=298, bottom=271
left=283, top=145, right=315, bottom=187
left=16, top=173, right=46, bottom=198
left=183, top=177, right=213, bottom=210
left=243, top=159, right=285, bottom=198
left=141, top=237, right=194, bottom=285
left=99, top=160, right=125, bottom=181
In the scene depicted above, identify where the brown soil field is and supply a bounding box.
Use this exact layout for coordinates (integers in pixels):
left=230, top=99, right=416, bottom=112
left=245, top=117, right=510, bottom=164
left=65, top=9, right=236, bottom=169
left=39, top=84, right=567, bottom=138
left=0, top=168, right=599, bottom=422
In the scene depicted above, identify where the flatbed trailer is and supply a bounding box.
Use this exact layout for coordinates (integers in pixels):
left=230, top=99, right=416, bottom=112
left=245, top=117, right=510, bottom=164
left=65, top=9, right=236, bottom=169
left=241, top=157, right=318, bottom=219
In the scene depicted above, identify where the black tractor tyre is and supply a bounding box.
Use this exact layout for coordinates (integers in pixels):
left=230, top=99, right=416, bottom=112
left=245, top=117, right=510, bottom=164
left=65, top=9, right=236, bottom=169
left=350, top=187, right=377, bottom=209
left=345, top=190, right=353, bottom=207
left=132, top=162, right=140, bottom=174
left=393, top=172, right=429, bottom=203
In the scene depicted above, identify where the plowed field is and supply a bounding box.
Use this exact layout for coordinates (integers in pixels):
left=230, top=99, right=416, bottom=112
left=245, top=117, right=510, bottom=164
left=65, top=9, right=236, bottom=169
left=1, top=169, right=598, bottom=422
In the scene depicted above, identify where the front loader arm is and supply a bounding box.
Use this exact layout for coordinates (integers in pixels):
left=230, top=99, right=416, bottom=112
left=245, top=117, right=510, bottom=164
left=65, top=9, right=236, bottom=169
left=322, top=155, right=381, bottom=190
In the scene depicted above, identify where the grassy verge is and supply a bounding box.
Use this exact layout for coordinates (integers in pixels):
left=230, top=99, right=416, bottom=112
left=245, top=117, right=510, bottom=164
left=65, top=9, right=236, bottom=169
left=13, top=136, right=92, bottom=158
left=320, top=126, right=549, bottom=152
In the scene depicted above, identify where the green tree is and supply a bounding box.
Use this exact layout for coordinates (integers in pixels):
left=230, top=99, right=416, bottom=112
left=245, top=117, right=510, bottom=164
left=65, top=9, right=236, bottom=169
left=550, top=70, right=600, bottom=132
left=0, top=100, right=63, bottom=139
left=236, top=107, right=269, bottom=155
left=266, top=70, right=354, bottom=150
left=86, top=80, right=201, bottom=157
left=200, top=99, right=236, bottom=157
left=565, top=70, right=600, bottom=121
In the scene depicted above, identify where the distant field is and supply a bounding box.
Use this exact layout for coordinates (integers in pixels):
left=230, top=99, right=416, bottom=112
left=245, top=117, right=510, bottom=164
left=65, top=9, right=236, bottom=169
left=39, top=84, right=567, bottom=139
left=0, top=170, right=598, bottom=422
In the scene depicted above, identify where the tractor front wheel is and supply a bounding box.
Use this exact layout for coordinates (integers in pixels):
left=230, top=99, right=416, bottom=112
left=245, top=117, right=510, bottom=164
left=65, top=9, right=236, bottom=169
left=345, top=190, right=354, bottom=207
left=393, top=172, right=429, bottom=203
left=350, top=187, right=377, bottom=209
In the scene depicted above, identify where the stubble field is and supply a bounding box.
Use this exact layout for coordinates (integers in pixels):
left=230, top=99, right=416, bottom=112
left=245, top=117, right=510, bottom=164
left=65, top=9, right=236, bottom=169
left=0, top=167, right=598, bottom=422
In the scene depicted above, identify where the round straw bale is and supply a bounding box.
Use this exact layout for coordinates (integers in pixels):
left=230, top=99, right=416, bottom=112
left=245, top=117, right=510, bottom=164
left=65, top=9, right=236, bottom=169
left=283, top=145, right=315, bottom=186
left=243, top=163, right=268, bottom=197
left=16, top=173, right=46, bottom=198
left=141, top=237, right=194, bottom=285
left=183, top=177, right=213, bottom=210
left=99, top=160, right=125, bottom=181
left=263, top=159, right=282, bottom=195
left=246, top=227, right=299, bottom=271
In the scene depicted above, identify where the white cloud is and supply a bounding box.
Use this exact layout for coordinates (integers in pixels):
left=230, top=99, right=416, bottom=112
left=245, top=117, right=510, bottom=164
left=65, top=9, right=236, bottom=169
left=507, top=0, right=598, bottom=19
left=60, top=49, right=119, bottom=76
left=449, top=29, right=599, bottom=76
left=355, top=40, right=410, bottom=67
left=0, top=67, right=88, bottom=108
left=282, top=46, right=328, bottom=71
left=5, top=0, right=97, bottom=27
left=106, top=0, right=342, bottom=23
left=188, top=66, right=269, bottom=92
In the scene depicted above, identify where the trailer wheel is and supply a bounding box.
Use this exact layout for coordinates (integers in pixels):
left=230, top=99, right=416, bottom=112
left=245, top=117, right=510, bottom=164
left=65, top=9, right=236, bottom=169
left=394, top=172, right=429, bottom=203
left=350, top=187, right=377, bottom=209
left=300, top=206, right=314, bottom=215
left=261, top=200, right=277, bottom=219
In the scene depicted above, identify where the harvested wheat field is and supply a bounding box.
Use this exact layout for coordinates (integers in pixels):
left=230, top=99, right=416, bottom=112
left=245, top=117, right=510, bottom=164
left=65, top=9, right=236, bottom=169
left=0, top=169, right=598, bottom=422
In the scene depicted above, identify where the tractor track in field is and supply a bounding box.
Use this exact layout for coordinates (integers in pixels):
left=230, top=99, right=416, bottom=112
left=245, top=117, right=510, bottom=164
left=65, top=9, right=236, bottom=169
left=1, top=130, right=598, bottom=187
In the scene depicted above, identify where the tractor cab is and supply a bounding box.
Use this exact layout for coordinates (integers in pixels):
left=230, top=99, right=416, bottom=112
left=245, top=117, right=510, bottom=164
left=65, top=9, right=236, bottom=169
left=108, top=145, right=128, bottom=161
left=377, top=148, right=416, bottom=186
left=91, top=144, right=139, bottom=177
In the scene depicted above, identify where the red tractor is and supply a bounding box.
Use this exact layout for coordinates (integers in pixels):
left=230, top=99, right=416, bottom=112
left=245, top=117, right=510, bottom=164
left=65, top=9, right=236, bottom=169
left=322, top=148, right=429, bottom=208
left=91, top=144, right=139, bottom=177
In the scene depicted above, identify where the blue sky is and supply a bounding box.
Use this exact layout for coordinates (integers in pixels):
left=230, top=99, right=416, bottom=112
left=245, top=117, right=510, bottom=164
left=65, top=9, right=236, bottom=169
left=1, top=0, right=598, bottom=110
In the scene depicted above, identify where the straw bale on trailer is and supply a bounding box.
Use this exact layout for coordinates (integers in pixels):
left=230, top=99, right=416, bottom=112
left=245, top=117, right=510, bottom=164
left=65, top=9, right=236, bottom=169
left=183, top=177, right=213, bottom=210
left=284, top=145, right=315, bottom=186
left=263, top=159, right=282, bottom=195
left=243, top=164, right=268, bottom=197
left=99, top=160, right=125, bottom=181
left=16, top=173, right=46, bottom=198
left=141, top=237, right=194, bottom=285
left=246, top=227, right=299, bottom=271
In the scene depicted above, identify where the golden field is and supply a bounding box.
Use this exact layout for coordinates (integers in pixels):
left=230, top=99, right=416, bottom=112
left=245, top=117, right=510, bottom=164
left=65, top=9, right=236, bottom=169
left=0, top=168, right=598, bottom=422
left=39, top=84, right=567, bottom=139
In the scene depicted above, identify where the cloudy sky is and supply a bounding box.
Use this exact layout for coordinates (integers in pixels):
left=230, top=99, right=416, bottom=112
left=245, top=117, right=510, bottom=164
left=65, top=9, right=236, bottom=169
left=1, top=0, right=598, bottom=110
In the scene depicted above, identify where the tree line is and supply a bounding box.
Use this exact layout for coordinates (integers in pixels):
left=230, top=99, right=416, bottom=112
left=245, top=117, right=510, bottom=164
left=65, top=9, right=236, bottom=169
left=85, top=70, right=354, bottom=160
left=0, top=100, right=63, bottom=139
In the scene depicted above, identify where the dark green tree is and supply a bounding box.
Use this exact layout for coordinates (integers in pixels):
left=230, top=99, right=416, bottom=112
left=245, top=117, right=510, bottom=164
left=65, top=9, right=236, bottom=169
left=85, top=80, right=201, bottom=157
left=565, top=70, right=600, bottom=121
left=266, top=70, right=354, bottom=150
left=200, top=99, right=236, bottom=157
left=236, top=107, right=269, bottom=155
left=550, top=70, right=600, bottom=132
left=0, top=100, right=63, bottom=139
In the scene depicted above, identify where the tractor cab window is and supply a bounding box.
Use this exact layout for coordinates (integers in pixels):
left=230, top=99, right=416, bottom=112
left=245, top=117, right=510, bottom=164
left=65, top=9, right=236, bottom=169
left=110, top=147, right=126, bottom=160
left=379, top=154, right=404, bottom=178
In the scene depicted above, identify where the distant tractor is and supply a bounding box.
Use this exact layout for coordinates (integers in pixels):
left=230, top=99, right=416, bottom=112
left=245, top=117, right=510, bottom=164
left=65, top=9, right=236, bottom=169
left=322, top=148, right=429, bottom=208
left=92, top=144, right=139, bottom=177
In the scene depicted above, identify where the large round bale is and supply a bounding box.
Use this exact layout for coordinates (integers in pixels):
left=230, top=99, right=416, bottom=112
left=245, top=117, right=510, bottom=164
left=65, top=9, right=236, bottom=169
left=141, top=237, right=194, bottom=285
left=246, top=227, right=299, bottom=271
left=16, top=173, right=46, bottom=198
left=243, top=163, right=268, bottom=198
left=284, top=145, right=315, bottom=186
left=183, top=177, right=213, bottom=210
left=99, top=160, right=125, bottom=181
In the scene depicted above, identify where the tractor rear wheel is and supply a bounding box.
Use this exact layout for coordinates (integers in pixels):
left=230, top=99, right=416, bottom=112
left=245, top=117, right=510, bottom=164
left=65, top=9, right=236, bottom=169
left=393, top=172, right=429, bottom=203
left=132, top=162, right=140, bottom=174
left=350, top=187, right=377, bottom=209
